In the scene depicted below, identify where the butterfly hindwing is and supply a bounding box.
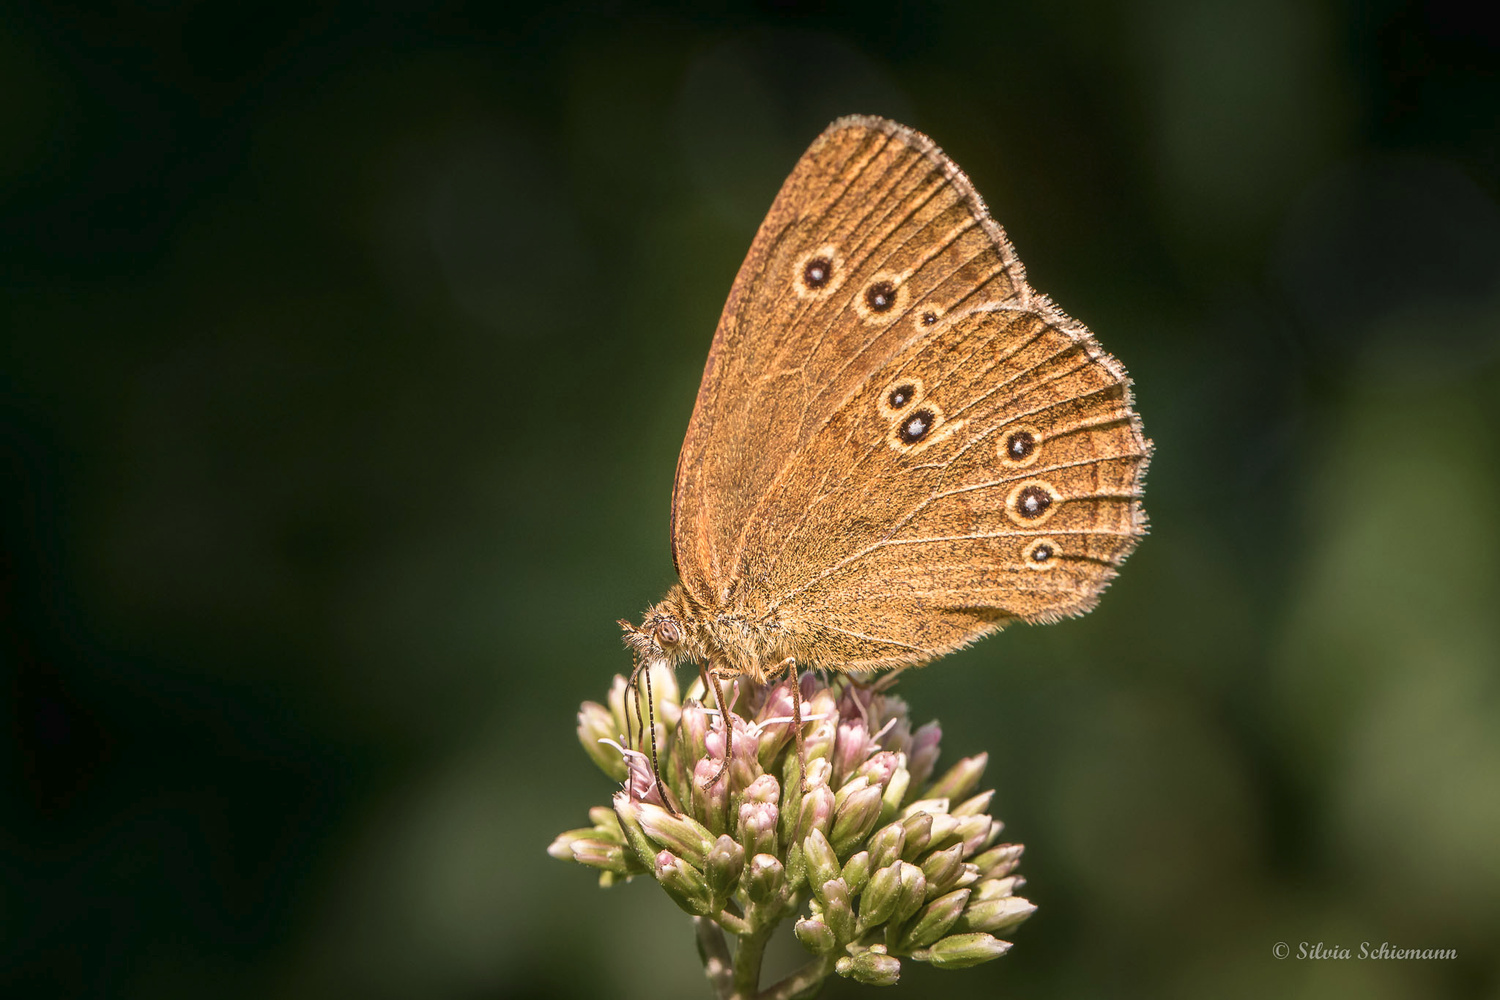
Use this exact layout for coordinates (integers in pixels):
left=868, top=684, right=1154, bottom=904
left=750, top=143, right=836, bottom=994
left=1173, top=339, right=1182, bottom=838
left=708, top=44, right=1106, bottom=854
left=762, top=305, right=1148, bottom=668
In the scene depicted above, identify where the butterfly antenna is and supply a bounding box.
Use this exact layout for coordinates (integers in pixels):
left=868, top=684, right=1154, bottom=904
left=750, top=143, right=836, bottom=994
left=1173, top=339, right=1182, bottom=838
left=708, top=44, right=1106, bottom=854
left=641, top=658, right=672, bottom=810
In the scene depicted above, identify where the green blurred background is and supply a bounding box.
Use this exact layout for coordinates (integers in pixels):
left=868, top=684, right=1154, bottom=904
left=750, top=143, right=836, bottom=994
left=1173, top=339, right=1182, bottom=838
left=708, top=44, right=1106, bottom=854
left=3, top=1, right=1498, bottom=997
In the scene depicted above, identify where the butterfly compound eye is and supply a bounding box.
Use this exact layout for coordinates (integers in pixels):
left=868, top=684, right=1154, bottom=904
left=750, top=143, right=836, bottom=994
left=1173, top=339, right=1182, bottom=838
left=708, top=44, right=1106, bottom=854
left=655, top=621, right=682, bottom=647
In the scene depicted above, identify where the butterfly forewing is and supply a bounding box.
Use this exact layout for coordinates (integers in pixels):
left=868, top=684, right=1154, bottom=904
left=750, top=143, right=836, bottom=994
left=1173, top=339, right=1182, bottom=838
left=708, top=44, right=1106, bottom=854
left=671, top=116, right=1148, bottom=671
left=672, top=119, right=1023, bottom=595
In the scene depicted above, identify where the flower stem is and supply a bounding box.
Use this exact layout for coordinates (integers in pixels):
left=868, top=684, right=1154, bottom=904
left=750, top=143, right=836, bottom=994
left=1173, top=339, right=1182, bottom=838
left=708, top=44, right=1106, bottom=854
left=731, top=923, right=772, bottom=999
left=694, top=917, right=734, bottom=1000
left=715, top=908, right=752, bottom=937
left=757, top=953, right=839, bottom=1000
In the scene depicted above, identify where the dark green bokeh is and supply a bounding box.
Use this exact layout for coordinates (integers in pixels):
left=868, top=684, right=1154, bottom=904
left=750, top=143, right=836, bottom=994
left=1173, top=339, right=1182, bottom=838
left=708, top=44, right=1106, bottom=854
left=3, top=2, right=1498, bottom=997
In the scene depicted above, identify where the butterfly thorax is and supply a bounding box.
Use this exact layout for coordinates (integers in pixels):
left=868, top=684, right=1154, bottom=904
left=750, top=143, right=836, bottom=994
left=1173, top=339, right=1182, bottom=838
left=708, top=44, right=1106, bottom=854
left=624, top=583, right=790, bottom=684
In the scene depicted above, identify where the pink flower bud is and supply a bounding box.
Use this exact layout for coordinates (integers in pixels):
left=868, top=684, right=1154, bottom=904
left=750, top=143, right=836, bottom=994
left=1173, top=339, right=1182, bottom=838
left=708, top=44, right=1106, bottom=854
left=907, top=720, right=943, bottom=789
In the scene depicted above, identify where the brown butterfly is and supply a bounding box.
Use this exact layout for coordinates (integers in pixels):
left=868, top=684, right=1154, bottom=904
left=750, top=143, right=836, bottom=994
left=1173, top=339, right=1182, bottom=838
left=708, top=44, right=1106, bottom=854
left=622, top=115, right=1149, bottom=777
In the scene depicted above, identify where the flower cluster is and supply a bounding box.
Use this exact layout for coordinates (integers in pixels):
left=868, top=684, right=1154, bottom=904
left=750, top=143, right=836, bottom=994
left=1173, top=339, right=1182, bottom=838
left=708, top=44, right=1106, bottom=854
left=549, top=663, right=1034, bottom=997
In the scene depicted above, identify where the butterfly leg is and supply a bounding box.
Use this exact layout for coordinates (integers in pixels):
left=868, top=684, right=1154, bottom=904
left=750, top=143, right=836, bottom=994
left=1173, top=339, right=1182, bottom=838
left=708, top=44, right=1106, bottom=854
left=625, top=653, right=678, bottom=812
left=698, top=661, right=732, bottom=789
left=623, top=654, right=641, bottom=751
left=765, top=656, right=807, bottom=795
left=641, top=658, right=680, bottom=812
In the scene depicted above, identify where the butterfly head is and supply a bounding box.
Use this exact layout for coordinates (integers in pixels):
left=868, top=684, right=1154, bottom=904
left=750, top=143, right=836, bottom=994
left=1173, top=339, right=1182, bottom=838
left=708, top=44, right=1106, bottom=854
left=619, top=586, right=701, bottom=666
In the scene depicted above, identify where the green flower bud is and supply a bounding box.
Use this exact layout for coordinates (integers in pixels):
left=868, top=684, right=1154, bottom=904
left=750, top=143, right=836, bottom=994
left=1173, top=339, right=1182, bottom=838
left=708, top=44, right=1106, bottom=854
left=654, top=850, right=711, bottom=916
left=742, top=771, right=780, bottom=806
left=830, top=781, right=884, bottom=857
left=792, top=777, right=836, bottom=846
left=778, top=750, right=804, bottom=845
left=803, top=716, right=838, bottom=763
left=588, top=806, right=624, bottom=842
left=921, top=842, right=965, bottom=897
left=856, top=863, right=903, bottom=934
left=786, top=755, right=834, bottom=839
left=833, top=774, right=869, bottom=814
left=856, top=750, right=901, bottom=789
left=972, top=875, right=1026, bottom=901
left=901, top=887, right=971, bottom=950
left=914, top=931, right=1012, bottom=969
left=547, top=827, right=594, bottom=861
left=728, top=717, right=761, bottom=793
left=738, top=797, right=779, bottom=859
left=744, top=853, right=785, bottom=906
left=570, top=838, right=632, bottom=874
left=927, top=753, right=987, bottom=803
left=952, top=789, right=994, bottom=818
left=606, top=675, right=631, bottom=736
left=705, top=834, right=746, bottom=902
left=972, top=842, right=1024, bottom=877
left=900, top=812, right=933, bottom=860
left=612, top=792, right=660, bottom=871
left=795, top=917, right=837, bottom=955
left=643, top=660, right=682, bottom=731
left=784, top=842, right=807, bottom=895
left=953, top=815, right=993, bottom=856
left=677, top=701, right=711, bottom=766
left=577, top=702, right=627, bottom=780
left=753, top=680, right=799, bottom=769
left=806, top=686, right=839, bottom=734
left=691, top=756, right=730, bottom=835
left=892, top=860, right=929, bottom=925
left=841, top=851, right=871, bottom=897
left=926, top=813, right=961, bottom=851
left=820, top=878, right=856, bottom=942
left=804, top=829, right=841, bottom=900
left=877, top=762, right=911, bottom=827
left=902, top=797, right=950, bottom=819
left=664, top=736, right=692, bottom=812
left=805, top=755, right=833, bottom=789
left=638, top=802, right=715, bottom=869
left=867, top=821, right=906, bottom=871
left=956, top=895, right=1036, bottom=935
left=836, top=949, right=901, bottom=986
